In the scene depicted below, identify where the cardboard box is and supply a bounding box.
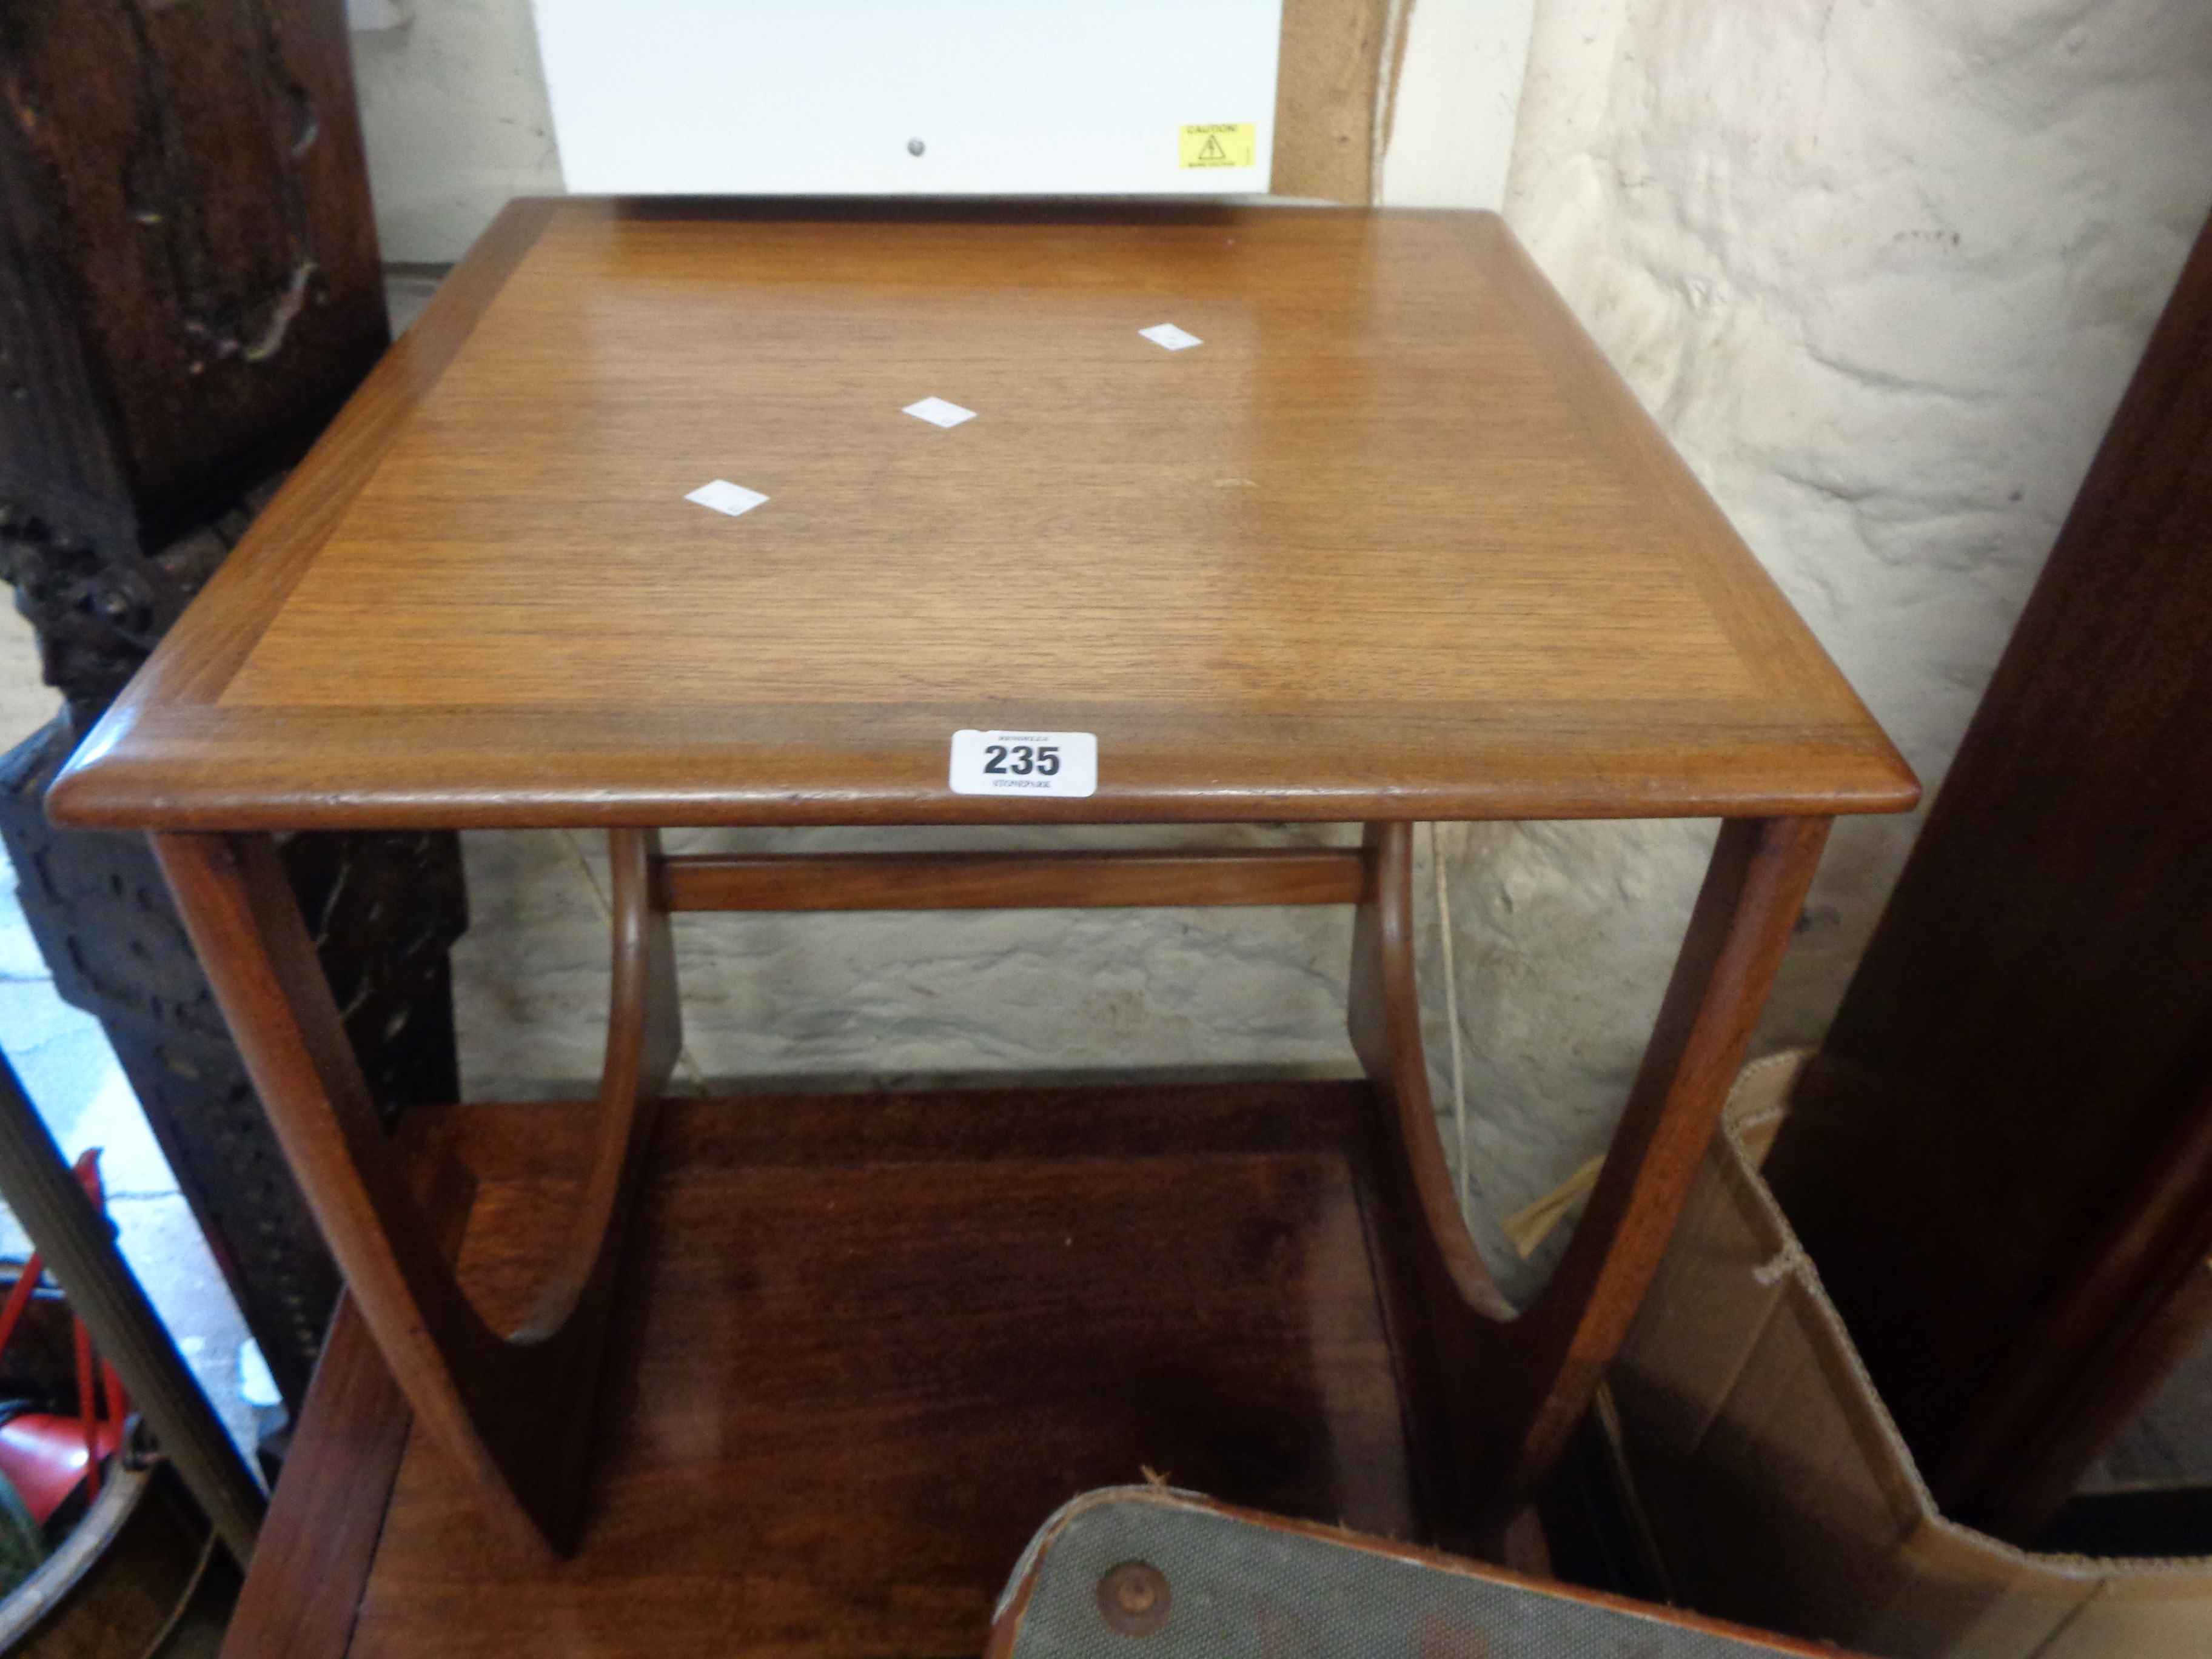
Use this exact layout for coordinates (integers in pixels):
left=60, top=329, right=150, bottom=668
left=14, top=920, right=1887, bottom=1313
left=1610, top=1051, right=2212, bottom=1658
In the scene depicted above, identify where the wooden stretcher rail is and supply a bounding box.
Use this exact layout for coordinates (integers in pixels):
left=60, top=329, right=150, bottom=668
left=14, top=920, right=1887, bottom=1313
left=652, top=849, right=1373, bottom=913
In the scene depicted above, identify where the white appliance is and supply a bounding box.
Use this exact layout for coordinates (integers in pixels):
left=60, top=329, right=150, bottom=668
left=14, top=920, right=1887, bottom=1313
left=531, top=0, right=1282, bottom=196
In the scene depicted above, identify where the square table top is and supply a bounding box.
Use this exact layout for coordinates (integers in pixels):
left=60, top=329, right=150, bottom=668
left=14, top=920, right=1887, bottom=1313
left=51, top=199, right=1915, bottom=831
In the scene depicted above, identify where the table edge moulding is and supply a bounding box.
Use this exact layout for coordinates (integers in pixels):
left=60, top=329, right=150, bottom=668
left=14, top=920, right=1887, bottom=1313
left=44, top=198, right=1915, bottom=832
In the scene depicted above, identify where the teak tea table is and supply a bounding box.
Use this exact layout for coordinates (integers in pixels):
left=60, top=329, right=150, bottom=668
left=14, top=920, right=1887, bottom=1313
left=49, top=201, right=1915, bottom=1657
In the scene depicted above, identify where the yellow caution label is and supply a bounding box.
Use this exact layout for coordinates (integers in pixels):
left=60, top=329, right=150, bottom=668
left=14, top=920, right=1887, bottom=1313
left=1179, top=123, right=1258, bottom=169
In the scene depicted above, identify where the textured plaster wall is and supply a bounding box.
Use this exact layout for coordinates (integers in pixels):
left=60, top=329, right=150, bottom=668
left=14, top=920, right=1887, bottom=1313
left=457, top=824, right=1363, bottom=1101
left=412, top=3, right=2212, bottom=1303
left=1461, top=0, right=2212, bottom=1290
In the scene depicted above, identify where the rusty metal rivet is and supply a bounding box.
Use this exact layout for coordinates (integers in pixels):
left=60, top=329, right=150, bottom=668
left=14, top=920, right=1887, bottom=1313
left=1097, top=1560, right=1171, bottom=1637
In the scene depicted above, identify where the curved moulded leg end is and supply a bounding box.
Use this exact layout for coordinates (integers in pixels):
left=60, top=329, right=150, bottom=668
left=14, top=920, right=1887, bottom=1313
left=151, top=827, right=685, bottom=1562
left=1348, top=816, right=1830, bottom=1538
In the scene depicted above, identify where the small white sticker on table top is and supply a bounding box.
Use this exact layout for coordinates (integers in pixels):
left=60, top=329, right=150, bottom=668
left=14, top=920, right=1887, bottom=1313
left=903, top=397, right=977, bottom=428
left=685, top=479, right=769, bottom=517
left=948, top=729, right=1098, bottom=798
left=1139, top=323, right=1203, bottom=351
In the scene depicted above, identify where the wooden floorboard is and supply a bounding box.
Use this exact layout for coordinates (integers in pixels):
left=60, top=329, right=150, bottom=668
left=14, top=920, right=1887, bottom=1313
left=310, top=1081, right=1417, bottom=1657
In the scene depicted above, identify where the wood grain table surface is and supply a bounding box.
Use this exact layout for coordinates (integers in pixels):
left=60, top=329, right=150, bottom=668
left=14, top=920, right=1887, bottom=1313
left=49, top=199, right=1913, bottom=832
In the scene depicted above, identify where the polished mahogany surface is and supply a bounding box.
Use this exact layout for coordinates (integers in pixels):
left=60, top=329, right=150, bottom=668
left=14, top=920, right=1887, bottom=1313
left=50, top=200, right=1913, bottom=831
left=324, top=1083, right=1418, bottom=1657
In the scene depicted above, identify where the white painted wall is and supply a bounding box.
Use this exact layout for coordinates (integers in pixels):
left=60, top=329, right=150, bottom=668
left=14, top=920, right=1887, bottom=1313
left=1379, top=0, right=1538, bottom=209
left=347, top=0, right=563, bottom=262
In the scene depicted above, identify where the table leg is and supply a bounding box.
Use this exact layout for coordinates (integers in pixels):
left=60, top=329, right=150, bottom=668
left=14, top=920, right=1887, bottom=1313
left=151, top=828, right=678, bottom=1561
left=1351, top=816, right=1830, bottom=1537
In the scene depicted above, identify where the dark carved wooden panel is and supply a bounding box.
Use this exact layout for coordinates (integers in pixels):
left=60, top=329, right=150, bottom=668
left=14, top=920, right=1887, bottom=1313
left=1762, top=207, right=2212, bottom=1538
left=2, top=477, right=270, bottom=730
left=0, top=2, right=469, bottom=1416
left=1, top=0, right=388, bottom=727
left=0, top=0, right=386, bottom=539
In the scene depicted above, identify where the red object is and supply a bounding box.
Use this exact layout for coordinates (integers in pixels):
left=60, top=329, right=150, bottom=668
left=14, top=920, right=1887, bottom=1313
left=0, top=1413, right=122, bottom=1527
left=0, top=1245, right=44, bottom=1365
left=0, top=1150, right=128, bottom=1524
